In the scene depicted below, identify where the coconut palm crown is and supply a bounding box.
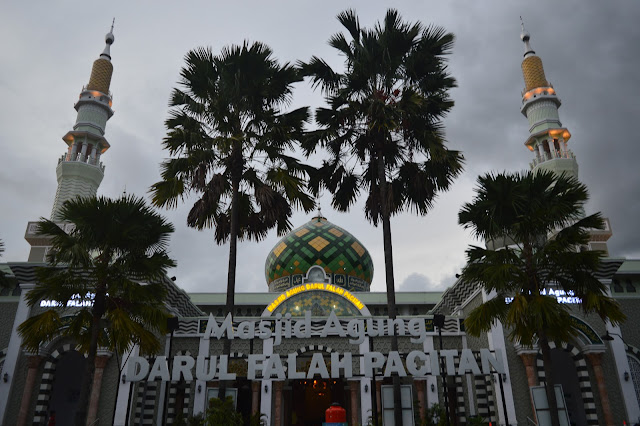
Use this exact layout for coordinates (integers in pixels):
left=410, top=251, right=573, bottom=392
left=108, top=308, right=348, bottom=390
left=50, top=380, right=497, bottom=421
left=459, top=170, right=625, bottom=426
left=18, top=195, right=176, bottom=425
left=300, top=9, right=463, bottom=424
left=150, top=42, right=315, bottom=398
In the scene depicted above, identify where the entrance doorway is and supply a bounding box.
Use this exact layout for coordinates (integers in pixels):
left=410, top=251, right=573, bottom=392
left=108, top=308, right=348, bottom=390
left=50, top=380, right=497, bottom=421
left=549, top=348, right=587, bottom=426
left=47, top=350, right=86, bottom=425
left=285, top=379, right=347, bottom=426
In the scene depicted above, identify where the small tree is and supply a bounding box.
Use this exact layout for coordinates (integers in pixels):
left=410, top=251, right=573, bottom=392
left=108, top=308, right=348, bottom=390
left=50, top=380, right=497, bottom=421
left=459, top=170, right=625, bottom=426
left=18, top=195, right=176, bottom=426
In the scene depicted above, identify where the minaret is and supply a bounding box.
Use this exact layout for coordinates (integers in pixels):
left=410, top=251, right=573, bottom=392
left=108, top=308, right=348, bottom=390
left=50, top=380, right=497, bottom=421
left=25, top=24, right=117, bottom=262
left=518, top=20, right=612, bottom=253
left=50, top=23, right=116, bottom=220
left=519, top=20, right=577, bottom=178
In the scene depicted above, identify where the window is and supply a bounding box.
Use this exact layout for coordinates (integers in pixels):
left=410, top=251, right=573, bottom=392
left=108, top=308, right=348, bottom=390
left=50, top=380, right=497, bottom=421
left=628, top=355, right=640, bottom=408
left=626, top=280, right=636, bottom=293
left=613, top=280, right=623, bottom=293
left=381, top=385, right=414, bottom=425
left=207, top=388, right=238, bottom=408
left=531, top=385, right=570, bottom=426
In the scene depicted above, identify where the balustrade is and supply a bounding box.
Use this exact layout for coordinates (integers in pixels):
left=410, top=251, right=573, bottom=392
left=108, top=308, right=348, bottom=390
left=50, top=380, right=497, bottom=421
left=58, top=152, right=105, bottom=170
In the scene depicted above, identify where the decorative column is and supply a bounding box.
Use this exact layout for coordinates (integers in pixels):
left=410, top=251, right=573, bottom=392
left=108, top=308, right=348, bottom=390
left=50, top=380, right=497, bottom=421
left=585, top=352, right=614, bottom=425
left=80, top=142, right=89, bottom=161
left=349, top=381, right=359, bottom=426
left=273, top=381, right=283, bottom=426
left=519, top=353, right=538, bottom=388
left=86, top=351, right=112, bottom=426
left=375, top=381, right=382, bottom=415
left=251, top=381, right=260, bottom=415
left=415, top=379, right=426, bottom=420
left=16, top=354, right=43, bottom=426
left=517, top=350, right=538, bottom=423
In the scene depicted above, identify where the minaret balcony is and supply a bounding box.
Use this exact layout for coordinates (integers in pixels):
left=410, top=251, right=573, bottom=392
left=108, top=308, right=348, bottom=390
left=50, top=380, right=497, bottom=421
left=25, top=221, right=75, bottom=246
left=530, top=149, right=575, bottom=168
left=58, top=153, right=105, bottom=171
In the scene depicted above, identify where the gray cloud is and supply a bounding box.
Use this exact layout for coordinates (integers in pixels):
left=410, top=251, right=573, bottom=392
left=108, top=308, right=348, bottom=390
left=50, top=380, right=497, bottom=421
left=1, top=0, right=638, bottom=294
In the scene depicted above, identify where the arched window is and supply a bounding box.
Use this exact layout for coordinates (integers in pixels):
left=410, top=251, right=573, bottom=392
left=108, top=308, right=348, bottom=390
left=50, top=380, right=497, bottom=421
left=627, top=354, right=640, bottom=408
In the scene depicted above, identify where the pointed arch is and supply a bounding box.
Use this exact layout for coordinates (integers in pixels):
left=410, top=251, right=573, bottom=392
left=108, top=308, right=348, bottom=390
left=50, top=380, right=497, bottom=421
left=535, top=342, right=597, bottom=425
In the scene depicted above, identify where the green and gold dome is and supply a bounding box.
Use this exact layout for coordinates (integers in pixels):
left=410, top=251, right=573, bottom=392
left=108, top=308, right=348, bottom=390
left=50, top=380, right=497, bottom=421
left=265, top=216, right=374, bottom=293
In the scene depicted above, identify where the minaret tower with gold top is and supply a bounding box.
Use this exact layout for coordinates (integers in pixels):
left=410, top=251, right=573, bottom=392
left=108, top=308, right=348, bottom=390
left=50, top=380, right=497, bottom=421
left=50, top=23, right=116, bottom=220
left=25, top=24, right=117, bottom=261
left=519, top=21, right=576, bottom=177
left=519, top=20, right=612, bottom=253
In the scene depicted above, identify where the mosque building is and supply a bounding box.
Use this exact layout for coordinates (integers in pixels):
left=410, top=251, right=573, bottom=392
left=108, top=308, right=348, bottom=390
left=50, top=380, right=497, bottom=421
left=0, top=21, right=639, bottom=426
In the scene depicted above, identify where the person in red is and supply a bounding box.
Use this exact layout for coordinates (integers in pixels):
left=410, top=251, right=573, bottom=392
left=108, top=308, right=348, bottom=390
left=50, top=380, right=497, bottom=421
left=47, top=411, right=56, bottom=426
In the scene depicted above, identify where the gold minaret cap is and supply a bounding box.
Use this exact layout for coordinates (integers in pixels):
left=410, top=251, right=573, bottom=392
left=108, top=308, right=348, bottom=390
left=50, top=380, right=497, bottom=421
left=520, top=18, right=549, bottom=92
left=87, top=19, right=115, bottom=95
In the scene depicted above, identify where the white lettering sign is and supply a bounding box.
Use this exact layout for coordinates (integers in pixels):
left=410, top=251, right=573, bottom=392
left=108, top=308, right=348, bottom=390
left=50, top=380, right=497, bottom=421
left=124, top=349, right=505, bottom=382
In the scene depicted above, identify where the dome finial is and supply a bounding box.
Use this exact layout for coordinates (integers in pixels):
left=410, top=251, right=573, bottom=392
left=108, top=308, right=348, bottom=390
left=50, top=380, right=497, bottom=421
left=520, top=16, right=535, bottom=58
left=100, top=18, right=116, bottom=61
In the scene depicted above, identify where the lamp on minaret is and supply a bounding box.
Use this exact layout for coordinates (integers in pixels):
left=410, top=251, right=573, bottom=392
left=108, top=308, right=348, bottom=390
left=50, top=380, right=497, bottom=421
left=518, top=19, right=612, bottom=254
left=24, top=23, right=117, bottom=262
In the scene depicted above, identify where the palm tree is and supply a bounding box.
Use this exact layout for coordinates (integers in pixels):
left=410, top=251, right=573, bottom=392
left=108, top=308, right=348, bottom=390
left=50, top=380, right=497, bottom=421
left=18, top=195, right=176, bottom=426
left=301, top=9, right=463, bottom=424
left=459, top=170, right=625, bottom=426
left=150, top=42, right=315, bottom=397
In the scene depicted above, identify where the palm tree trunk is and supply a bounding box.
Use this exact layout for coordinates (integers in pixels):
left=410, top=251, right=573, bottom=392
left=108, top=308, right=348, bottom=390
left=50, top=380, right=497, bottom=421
left=219, top=144, right=241, bottom=400
left=76, top=282, right=106, bottom=425
left=539, top=331, right=561, bottom=426
left=376, top=143, right=403, bottom=426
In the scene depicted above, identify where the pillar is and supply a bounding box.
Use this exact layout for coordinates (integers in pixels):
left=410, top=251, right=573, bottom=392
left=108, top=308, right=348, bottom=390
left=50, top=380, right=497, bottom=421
left=16, top=355, right=43, bottom=426
left=86, top=354, right=112, bottom=426
left=519, top=352, right=538, bottom=423
left=273, top=381, right=283, bottom=426
left=251, top=381, right=260, bottom=415
left=349, top=380, right=359, bottom=426
left=375, top=381, right=382, bottom=415
left=585, top=352, right=614, bottom=426
left=415, top=379, right=426, bottom=421
left=520, top=353, right=538, bottom=388
left=70, top=142, right=79, bottom=160
left=80, top=141, right=88, bottom=161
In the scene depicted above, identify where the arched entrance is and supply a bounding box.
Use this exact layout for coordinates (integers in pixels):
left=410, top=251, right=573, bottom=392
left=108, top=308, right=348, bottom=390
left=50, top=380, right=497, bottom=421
left=287, top=378, right=347, bottom=426
left=280, top=345, right=350, bottom=426
left=47, top=350, right=86, bottom=425
left=549, top=348, right=587, bottom=426
left=536, top=342, right=597, bottom=426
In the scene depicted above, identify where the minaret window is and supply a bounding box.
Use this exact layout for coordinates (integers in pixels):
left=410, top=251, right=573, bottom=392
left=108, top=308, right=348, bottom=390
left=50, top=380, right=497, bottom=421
left=542, top=140, right=551, bottom=159
left=553, top=139, right=560, bottom=156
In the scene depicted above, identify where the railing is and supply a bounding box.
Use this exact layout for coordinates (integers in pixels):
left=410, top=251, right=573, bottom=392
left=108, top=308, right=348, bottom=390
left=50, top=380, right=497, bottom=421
left=58, top=153, right=105, bottom=171
left=530, top=149, right=575, bottom=167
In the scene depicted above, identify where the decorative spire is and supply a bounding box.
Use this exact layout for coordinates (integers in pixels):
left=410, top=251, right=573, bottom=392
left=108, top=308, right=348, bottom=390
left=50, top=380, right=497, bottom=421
left=87, top=20, right=116, bottom=95
left=100, top=18, right=115, bottom=61
left=520, top=16, right=535, bottom=58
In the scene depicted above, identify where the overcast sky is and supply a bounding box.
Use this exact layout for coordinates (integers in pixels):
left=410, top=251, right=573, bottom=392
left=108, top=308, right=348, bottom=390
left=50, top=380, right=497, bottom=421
left=1, top=1, right=639, bottom=294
